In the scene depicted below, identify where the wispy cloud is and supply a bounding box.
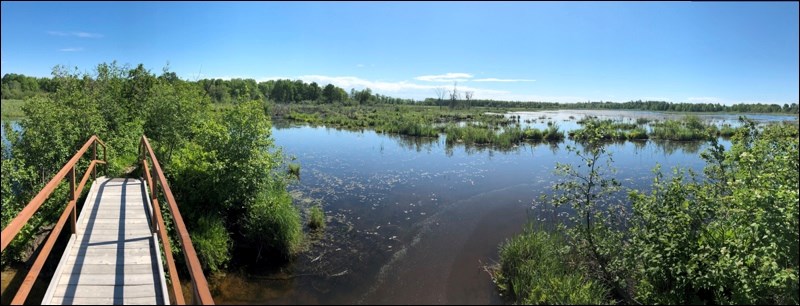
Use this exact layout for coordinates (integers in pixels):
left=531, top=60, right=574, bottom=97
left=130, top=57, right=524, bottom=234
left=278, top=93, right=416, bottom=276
left=356, top=64, right=365, bottom=68
left=47, top=31, right=103, bottom=38
left=414, top=72, right=473, bottom=82
left=473, top=78, right=536, bottom=82
left=58, top=47, right=84, bottom=52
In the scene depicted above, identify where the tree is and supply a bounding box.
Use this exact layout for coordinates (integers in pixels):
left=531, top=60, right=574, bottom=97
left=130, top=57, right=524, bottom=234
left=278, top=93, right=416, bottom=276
left=464, top=91, right=474, bottom=109
left=434, top=87, right=447, bottom=106
left=449, top=81, right=460, bottom=109
left=322, top=84, right=337, bottom=104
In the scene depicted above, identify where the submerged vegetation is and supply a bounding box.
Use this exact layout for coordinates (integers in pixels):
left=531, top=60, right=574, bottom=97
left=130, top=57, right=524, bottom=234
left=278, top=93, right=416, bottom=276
left=308, top=205, right=326, bottom=231
left=494, top=120, right=800, bottom=304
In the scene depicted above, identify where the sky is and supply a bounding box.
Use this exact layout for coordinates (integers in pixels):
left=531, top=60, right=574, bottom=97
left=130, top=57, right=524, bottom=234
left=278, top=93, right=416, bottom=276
left=1, top=1, right=798, bottom=104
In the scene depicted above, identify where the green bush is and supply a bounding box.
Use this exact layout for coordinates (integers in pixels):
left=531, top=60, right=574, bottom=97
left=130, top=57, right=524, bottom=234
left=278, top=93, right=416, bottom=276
left=496, top=227, right=609, bottom=305
left=189, top=215, right=231, bottom=273
left=628, top=121, right=799, bottom=304
left=242, top=187, right=302, bottom=259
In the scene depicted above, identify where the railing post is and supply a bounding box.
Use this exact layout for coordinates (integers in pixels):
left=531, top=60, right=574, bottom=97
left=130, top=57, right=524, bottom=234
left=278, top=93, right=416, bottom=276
left=92, top=140, right=97, bottom=179
left=69, top=166, right=77, bottom=234
left=103, top=144, right=107, bottom=176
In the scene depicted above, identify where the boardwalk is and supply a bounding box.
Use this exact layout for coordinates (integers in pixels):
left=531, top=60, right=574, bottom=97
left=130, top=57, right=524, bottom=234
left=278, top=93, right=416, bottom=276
left=42, top=177, right=169, bottom=305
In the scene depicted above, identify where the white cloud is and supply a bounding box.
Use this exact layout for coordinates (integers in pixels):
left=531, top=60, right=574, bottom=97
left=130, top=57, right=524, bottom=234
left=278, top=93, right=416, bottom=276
left=58, top=47, right=84, bottom=52
left=356, top=64, right=365, bottom=68
left=414, top=72, right=473, bottom=82
left=473, top=78, right=536, bottom=82
left=47, top=31, right=103, bottom=38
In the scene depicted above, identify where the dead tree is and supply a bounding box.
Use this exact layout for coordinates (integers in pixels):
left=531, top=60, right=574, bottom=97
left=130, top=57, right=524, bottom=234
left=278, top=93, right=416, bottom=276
left=464, top=91, right=474, bottom=109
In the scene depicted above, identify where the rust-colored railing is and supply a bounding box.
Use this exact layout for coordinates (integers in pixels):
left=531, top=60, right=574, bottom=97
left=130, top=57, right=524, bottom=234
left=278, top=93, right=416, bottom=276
left=139, top=135, right=214, bottom=305
left=0, top=135, right=106, bottom=305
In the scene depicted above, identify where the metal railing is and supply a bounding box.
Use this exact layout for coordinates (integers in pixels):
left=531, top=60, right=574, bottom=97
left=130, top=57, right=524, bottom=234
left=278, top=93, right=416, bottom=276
left=0, top=135, right=106, bottom=305
left=139, top=135, right=214, bottom=305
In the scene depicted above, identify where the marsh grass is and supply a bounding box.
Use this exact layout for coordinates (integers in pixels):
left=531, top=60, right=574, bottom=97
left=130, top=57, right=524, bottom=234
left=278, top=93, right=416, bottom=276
left=494, top=226, right=609, bottom=305
left=308, top=205, right=325, bottom=231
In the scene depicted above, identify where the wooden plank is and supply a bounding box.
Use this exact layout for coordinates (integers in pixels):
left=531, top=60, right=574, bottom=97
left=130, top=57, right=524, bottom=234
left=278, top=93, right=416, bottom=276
left=78, top=223, right=152, bottom=231
left=56, top=264, right=158, bottom=275
left=57, top=273, right=156, bottom=286
left=79, top=218, right=150, bottom=225
left=73, top=234, right=153, bottom=243
left=42, top=234, right=77, bottom=304
left=49, top=296, right=158, bottom=305
left=65, top=254, right=157, bottom=265
left=51, top=284, right=159, bottom=298
left=45, top=176, right=168, bottom=305
left=69, top=247, right=153, bottom=257
left=77, top=228, right=153, bottom=236
left=67, top=240, right=152, bottom=249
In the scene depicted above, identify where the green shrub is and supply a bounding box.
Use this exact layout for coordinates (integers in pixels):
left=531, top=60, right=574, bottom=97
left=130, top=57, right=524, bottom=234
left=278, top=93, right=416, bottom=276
left=242, top=187, right=302, bottom=259
left=496, top=227, right=609, bottom=305
left=189, top=215, right=231, bottom=273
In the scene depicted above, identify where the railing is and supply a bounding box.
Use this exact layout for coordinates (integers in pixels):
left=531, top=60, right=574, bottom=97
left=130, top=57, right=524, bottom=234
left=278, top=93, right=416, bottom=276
left=0, top=135, right=106, bottom=305
left=139, top=135, right=214, bottom=305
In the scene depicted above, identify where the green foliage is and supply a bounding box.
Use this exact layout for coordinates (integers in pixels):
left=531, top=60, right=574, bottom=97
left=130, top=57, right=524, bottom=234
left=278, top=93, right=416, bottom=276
left=308, top=205, right=325, bottom=231
left=243, top=187, right=302, bottom=260
left=2, top=63, right=302, bottom=274
left=628, top=120, right=799, bottom=304
left=189, top=215, right=231, bottom=274
left=1, top=99, right=26, bottom=119
left=650, top=116, right=714, bottom=141
left=503, top=118, right=799, bottom=305
left=496, top=226, right=609, bottom=305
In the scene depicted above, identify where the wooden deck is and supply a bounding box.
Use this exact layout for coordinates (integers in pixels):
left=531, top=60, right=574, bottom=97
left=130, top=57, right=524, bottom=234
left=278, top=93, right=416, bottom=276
left=42, top=177, right=169, bottom=305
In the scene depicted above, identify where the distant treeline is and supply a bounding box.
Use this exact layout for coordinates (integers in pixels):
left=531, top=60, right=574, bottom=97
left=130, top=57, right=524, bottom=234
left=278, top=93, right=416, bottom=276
left=3, top=72, right=797, bottom=114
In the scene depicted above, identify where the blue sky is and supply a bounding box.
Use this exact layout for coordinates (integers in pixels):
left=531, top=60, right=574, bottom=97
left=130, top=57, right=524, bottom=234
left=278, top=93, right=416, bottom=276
left=2, top=2, right=798, bottom=104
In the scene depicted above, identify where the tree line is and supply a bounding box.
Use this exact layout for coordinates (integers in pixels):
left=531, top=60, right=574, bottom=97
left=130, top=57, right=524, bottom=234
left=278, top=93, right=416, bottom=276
left=3, top=72, right=797, bottom=113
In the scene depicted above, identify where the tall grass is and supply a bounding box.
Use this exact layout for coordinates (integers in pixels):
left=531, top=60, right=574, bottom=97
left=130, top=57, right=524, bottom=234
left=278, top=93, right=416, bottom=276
left=650, top=116, right=713, bottom=141
left=495, top=226, right=609, bottom=304
left=308, top=205, right=325, bottom=231
left=1, top=99, right=25, bottom=119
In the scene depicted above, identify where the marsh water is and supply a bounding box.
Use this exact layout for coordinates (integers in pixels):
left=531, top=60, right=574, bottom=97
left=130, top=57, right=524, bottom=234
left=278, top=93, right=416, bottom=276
left=208, top=110, right=795, bottom=304
left=2, top=111, right=796, bottom=304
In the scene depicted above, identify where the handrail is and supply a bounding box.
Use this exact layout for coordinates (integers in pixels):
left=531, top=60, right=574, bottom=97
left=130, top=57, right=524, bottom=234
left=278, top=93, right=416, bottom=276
left=139, top=135, right=215, bottom=305
left=0, top=135, right=106, bottom=304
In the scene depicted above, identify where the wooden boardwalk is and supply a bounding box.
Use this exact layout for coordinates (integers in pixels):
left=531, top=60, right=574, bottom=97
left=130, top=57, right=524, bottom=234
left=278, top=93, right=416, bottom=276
left=42, top=177, right=169, bottom=305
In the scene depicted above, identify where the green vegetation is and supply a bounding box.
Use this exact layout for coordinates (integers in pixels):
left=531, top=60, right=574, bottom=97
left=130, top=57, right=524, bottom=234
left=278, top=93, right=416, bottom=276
left=494, top=119, right=800, bottom=304
left=571, top=116, right=741, bottom=142
left=4, top=72, right=798, bottom=113
left=1, top=63, right=303, bottom=272
left=571, top=119, right=649, bottom=141
left=1, top=99, right=25, bottom=119
left=288, top=163, right=301, bottom=179
left=308, top=205, right=325, bottom=231
left=496, top=226, right=609, bottom=304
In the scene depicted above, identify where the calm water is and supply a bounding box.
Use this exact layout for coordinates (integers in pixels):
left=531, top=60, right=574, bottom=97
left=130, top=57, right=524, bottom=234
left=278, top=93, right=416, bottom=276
left=3, top=111, right=795, bottom=304
left=208, top=110, right=796, bottom=304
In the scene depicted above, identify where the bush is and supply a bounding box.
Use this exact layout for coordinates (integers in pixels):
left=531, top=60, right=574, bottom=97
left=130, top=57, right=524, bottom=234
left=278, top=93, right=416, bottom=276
left=496, top=227, right=609, bottom=305
left=189, top=216, right=231, bottom=273
left=242, top=187, right=302, bottom=259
